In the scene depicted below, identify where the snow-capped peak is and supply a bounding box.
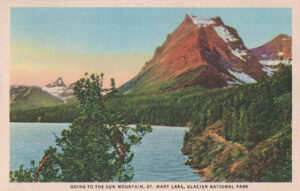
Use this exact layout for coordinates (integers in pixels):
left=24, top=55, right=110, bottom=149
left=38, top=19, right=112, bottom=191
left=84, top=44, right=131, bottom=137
left=42, top=77, right=70, bottom=103
left=46, top=77, right=66, bottom=88
left=190, top=15, right=216, bottom=27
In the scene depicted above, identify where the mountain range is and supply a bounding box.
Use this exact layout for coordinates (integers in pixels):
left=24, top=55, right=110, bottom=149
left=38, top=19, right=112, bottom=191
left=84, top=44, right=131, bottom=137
left=10, top=15, right=291, bottom=110
left=250, top=34, right=292, bottom=76
left=9, top=15, right=292, bottom=182
left=42, top=77, right=76, bottom=101
left=10, top=85, right=64, bottom=111
left=120, top=15, right=291, bottom=94
left=10, top=77, right=77, bottom=111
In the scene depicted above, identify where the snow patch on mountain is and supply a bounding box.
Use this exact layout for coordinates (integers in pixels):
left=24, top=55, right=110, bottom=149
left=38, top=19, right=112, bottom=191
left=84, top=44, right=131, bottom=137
left=213, top=26, right=238, bottom=42
left=57, top=79, right=63, bottom=85
left=42, top=77, right=76, bottom=103
left=228, top=69, right=257, bottom=83
left=210, top=24, right=251, bottom=62
left=213, top=26, right=248, bottom=62
left=259, top=59, right=291, bottom=66
left=230, top=48, right=247, bottom=61
left=278, top=51, right=284, bottom=56
left=42, top=87, right=66, bottom=103
left=226, top=79, right=241, bottom=86
left=262, top=66, right=278, bottom=76
left=64, top=89, right=74, bottom=94
left=190, top=16, right=215, bottom=27
left=42, top=86, right=65, bottom=96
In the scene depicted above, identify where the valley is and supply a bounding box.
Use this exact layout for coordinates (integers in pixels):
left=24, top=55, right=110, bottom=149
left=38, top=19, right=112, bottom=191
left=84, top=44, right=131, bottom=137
left=10, top=14, right=292, bottom=182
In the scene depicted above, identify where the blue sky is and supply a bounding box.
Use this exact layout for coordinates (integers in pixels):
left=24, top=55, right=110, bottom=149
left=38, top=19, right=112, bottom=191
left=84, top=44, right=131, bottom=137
left=10, top=8, right=292, bottom=87
left=11, top=8, right=291, bottom=54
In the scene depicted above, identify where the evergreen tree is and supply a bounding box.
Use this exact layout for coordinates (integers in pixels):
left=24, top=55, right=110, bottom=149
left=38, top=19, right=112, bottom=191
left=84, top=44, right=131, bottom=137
left=10, top=73, right=152, bottom=182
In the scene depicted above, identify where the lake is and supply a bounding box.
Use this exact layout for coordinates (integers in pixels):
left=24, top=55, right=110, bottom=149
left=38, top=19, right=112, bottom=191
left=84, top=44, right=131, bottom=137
left=10, top=122, right=201, bottom=182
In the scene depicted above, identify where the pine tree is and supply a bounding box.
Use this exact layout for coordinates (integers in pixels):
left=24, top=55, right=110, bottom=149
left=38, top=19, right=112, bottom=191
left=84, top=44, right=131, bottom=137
left=10, top=73, right=152, bottom=182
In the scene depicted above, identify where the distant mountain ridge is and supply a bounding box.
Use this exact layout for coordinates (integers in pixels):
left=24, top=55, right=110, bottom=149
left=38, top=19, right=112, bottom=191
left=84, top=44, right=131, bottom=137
left=42, top=77, right=76, bottom=101
left=10, top=78, right=77, bottom=111
left=120, top=15, right=266, bottom=94
left=250, top=34, right=292, bottom=76
left=10, top=85, right=64, bottom=111
left=45, top=77, right=67, bottom=88
left=10, top=15, right=292, bottom=111
left=250, top=34, right=291, bottom=61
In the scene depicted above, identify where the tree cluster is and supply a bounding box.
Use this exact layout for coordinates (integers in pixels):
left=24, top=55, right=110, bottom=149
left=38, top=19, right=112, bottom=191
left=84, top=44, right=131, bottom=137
left=10, top=73, right=152, bottom=182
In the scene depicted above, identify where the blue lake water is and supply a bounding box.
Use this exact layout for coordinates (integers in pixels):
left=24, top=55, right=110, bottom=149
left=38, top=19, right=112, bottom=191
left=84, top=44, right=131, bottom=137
left=10, top=123, right=201, bottom=182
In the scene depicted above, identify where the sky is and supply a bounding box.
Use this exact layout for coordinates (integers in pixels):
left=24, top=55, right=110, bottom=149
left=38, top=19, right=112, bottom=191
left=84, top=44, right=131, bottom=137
left=10, top=8, right=292, bottom=87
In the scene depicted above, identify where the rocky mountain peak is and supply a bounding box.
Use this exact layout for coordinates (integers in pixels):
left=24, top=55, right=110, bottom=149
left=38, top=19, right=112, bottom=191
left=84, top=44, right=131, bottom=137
left=189, top=15, right=216, bottom=27
left=187, top=15, right=224, bottom=27
left=119, top=15, right=266, bottom=93
left=46, top=77, right=67, bottom=88
left=249, top=33, right=291, bottom=76
left=275, top=34, right=291, bottom=41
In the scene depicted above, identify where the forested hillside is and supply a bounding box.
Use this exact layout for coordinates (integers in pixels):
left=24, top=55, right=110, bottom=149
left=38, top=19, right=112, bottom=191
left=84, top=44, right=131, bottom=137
left=182, top=65, right=291, bottom=181
left=11, top=65, right=291, bottom=133
left=10, top=66, right=291, bottom=181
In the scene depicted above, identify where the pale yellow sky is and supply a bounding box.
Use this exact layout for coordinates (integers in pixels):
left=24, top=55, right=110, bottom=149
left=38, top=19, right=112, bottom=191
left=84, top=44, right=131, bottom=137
left=10, top=42, right=152, bottom=87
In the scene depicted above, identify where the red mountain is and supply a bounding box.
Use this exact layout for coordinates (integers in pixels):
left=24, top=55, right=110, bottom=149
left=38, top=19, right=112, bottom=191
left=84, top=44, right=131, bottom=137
left=250, top=34, right=291, bottom=61
left=120, top=15, right=266, bottom=93
left=250, top=34, right=291, bottom=76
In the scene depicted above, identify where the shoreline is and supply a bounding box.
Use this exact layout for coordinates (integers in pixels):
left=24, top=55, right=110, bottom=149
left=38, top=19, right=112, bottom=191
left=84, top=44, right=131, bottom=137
left=10, top=122, right=191, bottom=128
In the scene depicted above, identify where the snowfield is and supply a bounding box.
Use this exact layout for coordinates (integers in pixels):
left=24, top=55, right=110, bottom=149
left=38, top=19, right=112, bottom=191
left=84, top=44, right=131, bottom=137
left=230, top=48, right=247, bottom=61
left=259, top=59, right=291, bottom=66
left=228, top=69, right=257, bottom=83
left=213, top=26, right=238, bottom=42
left=262, top=66, right=279, bottom=76
left=213, top=25, right=248, bottom=62
left=190, top=16, right=215, bottom=26
left=42, top=86, right=65, bottom=96
left=226, top=79, right=241, bottom=86
left=42, top=86, right=67, bottom=103
left=278, top=51, right=284, bottom=56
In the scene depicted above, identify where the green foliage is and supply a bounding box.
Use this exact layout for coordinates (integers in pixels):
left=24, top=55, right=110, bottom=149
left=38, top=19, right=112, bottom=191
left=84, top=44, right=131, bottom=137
left=182, top=66, right=292, bottom=182
left=10, top=103, right=79, bottom=122
left=10, top=66, right=292, bottom=182
left=10, top=86, right=64, bottom=111
left=10, top=163, right=35, bottom=182
left=233, top=125, right=291, bottom=182
left=10, top=73, right=152, bottom=182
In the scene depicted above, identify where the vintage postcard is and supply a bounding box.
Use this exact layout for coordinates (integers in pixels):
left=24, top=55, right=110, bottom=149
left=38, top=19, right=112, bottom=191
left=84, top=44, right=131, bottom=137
left=1, top=0, right=300, bottom=191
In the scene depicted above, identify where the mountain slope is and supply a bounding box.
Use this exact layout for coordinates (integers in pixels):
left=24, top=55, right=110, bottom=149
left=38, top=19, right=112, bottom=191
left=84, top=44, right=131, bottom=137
left=10, top=85, right=64, bottom=112
left=251, top=34, right=291, bottom=61
left=250, top=34, right=292, bottom=76
left=10, top=77, right=78, bottom=111
left=42, top=77, right=76, bottom=102
left=42, top=77, right=67, bottom=99
left=120, top=15, right=265, bottom=94
left=182, top=65, right=291, bottom=181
